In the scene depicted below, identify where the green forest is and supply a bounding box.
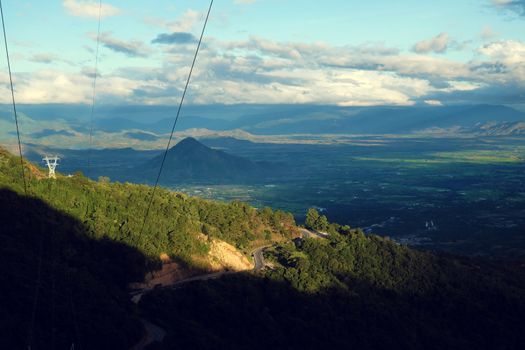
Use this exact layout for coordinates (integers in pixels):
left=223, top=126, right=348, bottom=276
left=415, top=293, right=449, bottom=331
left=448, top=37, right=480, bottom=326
left=141, top=224, right=525, bottom=349
left=0, top=147, right=294, bottom=348
left=0, top=147, right=296, bottom=262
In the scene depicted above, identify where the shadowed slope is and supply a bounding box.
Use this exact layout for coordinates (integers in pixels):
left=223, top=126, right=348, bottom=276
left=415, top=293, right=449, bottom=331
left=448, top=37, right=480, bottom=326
left=140, top=232, right=525, bottom=350
left=0, top=188, right=147, bottom=349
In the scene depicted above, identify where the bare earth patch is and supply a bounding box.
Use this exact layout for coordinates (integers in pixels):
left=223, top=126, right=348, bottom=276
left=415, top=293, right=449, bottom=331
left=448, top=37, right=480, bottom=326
left=208, top=239, right=254, bottom=272
left=130, top=238, right=253, bottom=290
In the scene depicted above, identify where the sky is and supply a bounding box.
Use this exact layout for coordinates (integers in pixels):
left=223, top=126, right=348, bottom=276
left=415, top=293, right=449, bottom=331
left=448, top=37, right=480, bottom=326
left=0, top=0, right=524, bottom=107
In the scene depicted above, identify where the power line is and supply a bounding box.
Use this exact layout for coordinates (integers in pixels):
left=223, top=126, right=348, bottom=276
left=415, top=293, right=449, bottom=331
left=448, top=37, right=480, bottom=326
left=0, top=0, right=27, bottom=195
left=87, top=0, right=102, bottom=177
left=138, top=0, right=214, bottom=238
left=0, top=2, right=42, bottom=347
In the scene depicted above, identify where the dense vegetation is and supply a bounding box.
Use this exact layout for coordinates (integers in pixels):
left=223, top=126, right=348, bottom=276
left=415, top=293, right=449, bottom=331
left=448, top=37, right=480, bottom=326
left=305, top=207, right=329, bottom=231
left=0, top=146, right=295, bottom=348
left=0, top=188, right=145, bottom=348
left=0, top=147, right=295, bottom=263
left=141, top=221, right=525, bottom=349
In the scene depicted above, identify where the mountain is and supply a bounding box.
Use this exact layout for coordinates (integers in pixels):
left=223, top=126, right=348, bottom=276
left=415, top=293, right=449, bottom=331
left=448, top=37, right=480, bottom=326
left=1, top=146, right=525, bottom=349
left=466, top=121, right=525, bottom=136
left=231, top=104, right=525, bottom=135
left=89, top=104, right=525, bottom=135
left=141, top=137, right=278, bottom=184
left=199, top=136, right=256, bottom=150
left=5, top=104, right=525, bottom=149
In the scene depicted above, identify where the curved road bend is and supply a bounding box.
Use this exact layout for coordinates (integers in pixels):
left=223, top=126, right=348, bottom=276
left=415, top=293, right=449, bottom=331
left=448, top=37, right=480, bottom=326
left=299, top=228, right=329, bottom=239
left=131, top=246, right=270, bottom=304
left=130, top=244, right=272, bottom=349
left=252, top=246, right=267, bottom=271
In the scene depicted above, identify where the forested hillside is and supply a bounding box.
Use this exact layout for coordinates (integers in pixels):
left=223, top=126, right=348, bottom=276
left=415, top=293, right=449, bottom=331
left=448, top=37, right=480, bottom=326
left=2, top=146, right=525, bottom=349
left=141, top=220, right=525, bottom=350
left=0, top=146, right=295, bottom=348
left=0, top=146, right=295, bottom=261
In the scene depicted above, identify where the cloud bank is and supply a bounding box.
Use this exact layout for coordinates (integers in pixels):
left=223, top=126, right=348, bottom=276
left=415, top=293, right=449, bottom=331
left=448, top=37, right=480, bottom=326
left=3, top=6, right=524, bottom=107
left=62, top=0, right=120, bottom=19
left=490, top=0, right=525, bottom=15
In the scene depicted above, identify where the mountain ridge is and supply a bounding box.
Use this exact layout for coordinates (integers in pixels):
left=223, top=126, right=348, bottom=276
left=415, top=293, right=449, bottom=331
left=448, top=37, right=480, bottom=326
left=3, top=104, right=525, bottom=150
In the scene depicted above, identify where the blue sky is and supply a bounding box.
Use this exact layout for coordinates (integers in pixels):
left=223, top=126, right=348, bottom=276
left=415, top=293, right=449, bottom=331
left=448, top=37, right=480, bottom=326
left=0, top=0, right=524, bottom=106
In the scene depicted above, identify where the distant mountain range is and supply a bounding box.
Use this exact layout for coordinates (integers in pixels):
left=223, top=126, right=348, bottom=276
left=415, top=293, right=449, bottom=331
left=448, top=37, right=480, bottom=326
left=139, top=137, right=278, bottom=184
left=86, top=104, right=525, bottom=135
left=467, top=121, right=525, bottom=136
left=2, top=104, right=525, bottom=149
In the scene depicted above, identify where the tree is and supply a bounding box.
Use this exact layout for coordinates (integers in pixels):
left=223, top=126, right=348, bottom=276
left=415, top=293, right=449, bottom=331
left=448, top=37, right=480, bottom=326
left=316, top=215, right=329, bottom=231
left=305, top=208, right=319, bottom=229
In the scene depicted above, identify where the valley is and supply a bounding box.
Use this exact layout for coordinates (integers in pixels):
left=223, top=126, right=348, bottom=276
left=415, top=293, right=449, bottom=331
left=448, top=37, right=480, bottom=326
left=2, top=137, right=525, bottom=349
left=27, top=135, right=525, bottom=258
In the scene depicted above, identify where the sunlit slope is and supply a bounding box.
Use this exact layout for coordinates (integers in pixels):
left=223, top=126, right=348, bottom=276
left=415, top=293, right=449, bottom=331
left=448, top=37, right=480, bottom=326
left=0, top=146, right=297, bottom=266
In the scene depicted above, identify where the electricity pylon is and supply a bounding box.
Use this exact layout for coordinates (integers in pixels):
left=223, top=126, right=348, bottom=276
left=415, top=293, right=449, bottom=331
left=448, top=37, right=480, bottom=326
left=42, top=155, right=59, bottom=179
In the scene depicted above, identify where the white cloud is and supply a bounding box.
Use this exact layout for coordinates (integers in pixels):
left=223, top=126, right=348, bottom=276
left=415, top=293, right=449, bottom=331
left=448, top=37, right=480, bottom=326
left=167, top=10, right=203, bottom=32
left=479, top=40, right=525, bottom=65
left=424, top=100, right=443, bottom=106
left=234, top=0, right=256, bottom=4
left=4, top=28, right=525, bottom=107
left=413, top=33, right=451, bottom=54
left=0, top=70, right=93, bottom=104
left=191, top=68, right=431, bottom=106
left=0, top=68, right=165, bottom=105
left=476, top=40, right=525, bottom=83
left=62, top=0, right=120, bottom=19
left=94, top=32, right=150, bottom=57
left=489, top=0, right=525, bottom=15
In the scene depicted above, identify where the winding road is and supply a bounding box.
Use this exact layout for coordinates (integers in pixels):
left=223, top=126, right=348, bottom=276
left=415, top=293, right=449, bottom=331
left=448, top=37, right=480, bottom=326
left=129, top=233, right=325, bottom=349
left=252, top=245, right=271, bottom=271
left=299, top=228, right=329, bottom=239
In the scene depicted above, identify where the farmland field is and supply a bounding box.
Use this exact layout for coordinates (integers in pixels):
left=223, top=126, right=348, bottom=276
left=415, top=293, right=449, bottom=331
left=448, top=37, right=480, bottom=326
left=176, top=136, right=525, bottom=257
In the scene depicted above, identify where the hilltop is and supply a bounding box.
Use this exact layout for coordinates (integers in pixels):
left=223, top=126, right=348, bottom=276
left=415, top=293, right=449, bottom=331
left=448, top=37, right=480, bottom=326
left=140, top=137, right=278, bottom=184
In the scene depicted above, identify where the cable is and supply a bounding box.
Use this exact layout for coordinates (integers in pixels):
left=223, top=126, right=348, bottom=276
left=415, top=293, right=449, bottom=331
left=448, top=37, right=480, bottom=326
left=0, top=3, right=42, bottom=347
left=86, top=0, right=102, bottom=178
left=138, top=0, right=214, bottom=238
left=65, top=4, right=102, bottom=344
left=0, top=0, right=27, bottom=195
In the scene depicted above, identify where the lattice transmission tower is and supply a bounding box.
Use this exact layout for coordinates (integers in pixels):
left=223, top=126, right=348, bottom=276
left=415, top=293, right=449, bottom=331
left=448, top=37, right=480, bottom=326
left=42, top=155, right=60, bottom=179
